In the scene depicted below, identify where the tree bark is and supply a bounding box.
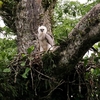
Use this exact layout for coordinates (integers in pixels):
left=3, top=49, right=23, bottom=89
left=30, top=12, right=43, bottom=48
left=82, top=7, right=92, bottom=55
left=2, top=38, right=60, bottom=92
left=1, top=0, right=100, bottom=78
left=55, top=4, right=100, bottom=76
left=15, top=1, right=100, bottom=76
left=15, top=0, right=57, bottom=54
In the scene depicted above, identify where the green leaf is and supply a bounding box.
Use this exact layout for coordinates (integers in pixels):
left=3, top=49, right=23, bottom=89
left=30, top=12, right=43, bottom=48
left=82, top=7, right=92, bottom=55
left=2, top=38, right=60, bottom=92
left=21, top=53, right=26, bottom=57
left=22, top=67, right=30, bottom=78
left=3, top=68, right=11, bottom=73
left=83, top=58, right=88, bottom=66
left=27, top=45, right=34, bottom=54
left=98, top=42, right=100, bottom=47
left=93, top=44, right=98, bottom=50
left=21, top=61, right=26, bottom=67
left=90, top=68, right=94, bottom=74
left=0, top=56, right=3, bottom=60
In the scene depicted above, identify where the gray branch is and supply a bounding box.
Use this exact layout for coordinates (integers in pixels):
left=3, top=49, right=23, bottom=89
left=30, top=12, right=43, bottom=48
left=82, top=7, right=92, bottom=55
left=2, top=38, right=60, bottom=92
left=55, top=4, right=100, bottom=75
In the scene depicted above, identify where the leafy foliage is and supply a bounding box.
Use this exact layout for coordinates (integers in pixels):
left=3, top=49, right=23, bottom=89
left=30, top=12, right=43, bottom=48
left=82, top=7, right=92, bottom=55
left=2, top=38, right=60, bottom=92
left=0, top=0, right=100, bottom=100
left=52, top=0, right=100, bottom=99
left=0, top=38, right=17, bottom=67
left=0, top=38, right=17, bottom=99
left=53, top=0, right=99, bottom=43
left=0, top=0, right=19, bottom=32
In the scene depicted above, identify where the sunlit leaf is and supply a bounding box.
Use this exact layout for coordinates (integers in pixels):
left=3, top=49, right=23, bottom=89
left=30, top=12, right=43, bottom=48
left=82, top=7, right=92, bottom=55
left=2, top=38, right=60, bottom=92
left=0, top=1, right=3, bottom=8
left=27, top=45, right=34, bottom=54
left=98, top=42, right=100, bottom=47
left=3, top=68, right=11, bottom=73
left=21, top=61, right=26, bottom=67
left=22, top=67, right=30, bottom=78
left=90, top=68, right=94, bottom=74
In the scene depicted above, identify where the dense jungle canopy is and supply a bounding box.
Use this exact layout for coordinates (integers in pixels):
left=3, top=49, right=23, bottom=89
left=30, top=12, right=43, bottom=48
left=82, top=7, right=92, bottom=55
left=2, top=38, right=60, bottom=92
left=0, top=0, right=100, bottom=100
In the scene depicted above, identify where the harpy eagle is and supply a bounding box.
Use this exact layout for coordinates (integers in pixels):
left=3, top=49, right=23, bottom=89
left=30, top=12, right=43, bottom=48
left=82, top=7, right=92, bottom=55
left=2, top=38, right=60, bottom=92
left=38, top=25, right=54, bottom=52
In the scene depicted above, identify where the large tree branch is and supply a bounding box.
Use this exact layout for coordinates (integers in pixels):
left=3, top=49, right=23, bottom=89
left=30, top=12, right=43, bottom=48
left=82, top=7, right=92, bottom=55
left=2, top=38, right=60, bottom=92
left=55, top=4, right=100, bottom=76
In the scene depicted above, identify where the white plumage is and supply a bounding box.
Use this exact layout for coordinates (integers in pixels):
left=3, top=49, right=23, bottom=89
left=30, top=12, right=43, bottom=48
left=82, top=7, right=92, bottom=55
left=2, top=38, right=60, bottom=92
left=38, top=25, right=54, bottom=52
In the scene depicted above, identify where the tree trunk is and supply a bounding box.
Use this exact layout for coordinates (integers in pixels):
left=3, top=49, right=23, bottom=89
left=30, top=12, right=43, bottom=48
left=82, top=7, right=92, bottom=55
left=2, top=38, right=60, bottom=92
left=15, top=0, right=57, bottom=54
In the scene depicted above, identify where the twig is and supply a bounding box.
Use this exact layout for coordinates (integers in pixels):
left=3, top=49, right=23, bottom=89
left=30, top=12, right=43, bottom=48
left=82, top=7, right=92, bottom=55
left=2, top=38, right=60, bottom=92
left=33, top=68, right=54, bottom=81
left=47, top=80, right=65, bottom=96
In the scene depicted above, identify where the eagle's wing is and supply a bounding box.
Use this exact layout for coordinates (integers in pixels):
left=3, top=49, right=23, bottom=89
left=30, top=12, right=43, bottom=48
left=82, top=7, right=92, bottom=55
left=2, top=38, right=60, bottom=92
left=45, top=33, right=54, bottom=46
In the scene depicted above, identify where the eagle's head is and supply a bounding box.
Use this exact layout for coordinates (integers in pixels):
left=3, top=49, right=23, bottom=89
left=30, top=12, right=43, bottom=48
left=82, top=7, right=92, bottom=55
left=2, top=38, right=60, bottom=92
left=38, top=25, right=47, bottom=34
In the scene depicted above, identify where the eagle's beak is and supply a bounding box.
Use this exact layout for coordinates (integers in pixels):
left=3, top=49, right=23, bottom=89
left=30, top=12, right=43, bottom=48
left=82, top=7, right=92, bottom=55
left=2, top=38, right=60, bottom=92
left=40, top=29, right=44, bottom=32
